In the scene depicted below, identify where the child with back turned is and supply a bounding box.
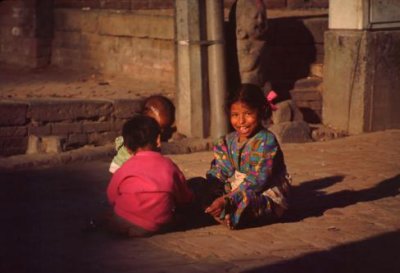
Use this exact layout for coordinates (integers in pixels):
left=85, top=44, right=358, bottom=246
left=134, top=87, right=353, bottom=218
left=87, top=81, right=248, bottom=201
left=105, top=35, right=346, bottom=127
left=201, top=83, right=291, bottom=229
left=109, top=95, right=176, bottom=173
left=106, top=115, right=193, bottom=237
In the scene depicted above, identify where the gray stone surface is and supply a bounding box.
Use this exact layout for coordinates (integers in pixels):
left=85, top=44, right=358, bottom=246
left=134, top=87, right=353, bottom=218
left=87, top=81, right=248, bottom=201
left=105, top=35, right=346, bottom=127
left=0, top=101, right=28, bottom=126
left=112, top=99, right=143, bottom=119
left=269, top=120, right=312, bottom=143
left=323, top=29, right=400, bottom=134
left=272, top=99, right=304, bottom=124
left=28, top=99, right=113, bottom=122
left=0, top=130, right=399, bottom=273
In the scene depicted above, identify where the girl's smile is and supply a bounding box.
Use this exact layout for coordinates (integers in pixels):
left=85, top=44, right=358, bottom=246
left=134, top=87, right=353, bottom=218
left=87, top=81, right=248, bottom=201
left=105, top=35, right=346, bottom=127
left=230, top=101, right=260, bottom=142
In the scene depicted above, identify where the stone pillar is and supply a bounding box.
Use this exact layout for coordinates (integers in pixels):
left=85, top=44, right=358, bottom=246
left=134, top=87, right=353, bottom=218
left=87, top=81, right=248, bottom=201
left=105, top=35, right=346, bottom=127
left=323, top=0, right=400, bottom=134
left=175, top=0, right=208, bottom=137
left=206, top=0, right=228, bottom=139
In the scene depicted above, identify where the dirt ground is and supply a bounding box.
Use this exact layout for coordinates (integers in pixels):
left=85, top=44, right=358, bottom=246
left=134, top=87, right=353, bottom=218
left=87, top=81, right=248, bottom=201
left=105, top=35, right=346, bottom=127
left=0, top=64, right=175, bottom=100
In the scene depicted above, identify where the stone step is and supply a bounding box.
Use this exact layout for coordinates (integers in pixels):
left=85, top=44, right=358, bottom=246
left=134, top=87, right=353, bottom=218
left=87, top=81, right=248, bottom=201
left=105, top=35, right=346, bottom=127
left=291, top=89, right=321, bottom=98
left=290, top=76, right=323, bottom=124
left=293, top=76, right=323, bottom=90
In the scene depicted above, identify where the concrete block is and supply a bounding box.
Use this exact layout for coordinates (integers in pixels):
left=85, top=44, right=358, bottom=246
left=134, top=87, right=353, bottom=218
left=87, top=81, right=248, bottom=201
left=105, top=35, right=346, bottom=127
left=26, top=135, right=66, bottom=154
left=293, top=77, right=322, bottom=90
left=29, top=123, right=52, bottom=136
left=42, top=136, right=63, bottom=153
left=268, top=121, right=312, bottom=143
left=272, top=100, right=293, bottom=124
left=80, top=33, right=102, bottom=49
left=53, top=31, right=81, bottom=48
left=54, top=9, right=82, bottom=31
left=99, top=0, right=130, bottom=10
left=26, top=135, right=41, bottom=154
left=0, top=126, right=27, bottom=137
left=112, top=99, right=143, bottom=119
left=0, top=101, right=28, bottom=126
left=323, top=30, right=368, bottom=133
left=51, top=47, right=82, bottom=67
left=367, top=30, right=400, bottom=131
left=291, top=89, right=322, bottom=101
left=113, top=119, right=126, bottom=132
left=272, top=100, right=303, bottom=124
left=66, top=133, right=88, bottom=149
left=328, top=0, right=400, bottom=30
left=161, top=137, right=212, bottom=155
left=88, top=131, right=117, bottom=146
left=98, top=12, right=174, bottom=40
left=28, top=99, right=113, bottom=122
left=52, top=122, right=83, bottom=135
left=82, top=121, right=114, bottom=133
left=80, top=10, right=99, bottom=33
left=0, top=136, right=28, bottom=156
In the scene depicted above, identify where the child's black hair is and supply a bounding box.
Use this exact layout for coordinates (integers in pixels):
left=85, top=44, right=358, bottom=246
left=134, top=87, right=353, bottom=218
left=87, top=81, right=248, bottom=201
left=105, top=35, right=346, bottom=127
left=227, top=83, right=272, bottom=120
left=122, top=115, right=161, bottom=153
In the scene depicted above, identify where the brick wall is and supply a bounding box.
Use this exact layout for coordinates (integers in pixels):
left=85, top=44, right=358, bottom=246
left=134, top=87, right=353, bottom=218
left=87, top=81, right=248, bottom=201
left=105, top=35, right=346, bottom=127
left=0, top=99, right=144, bottom=156
left=224, top=0, right=328, bottom=9
left=54, top=0, right=174, bottom=10
left=51, top=8, right=175, bottom=87
left=0, top=0, right=328, bottom=81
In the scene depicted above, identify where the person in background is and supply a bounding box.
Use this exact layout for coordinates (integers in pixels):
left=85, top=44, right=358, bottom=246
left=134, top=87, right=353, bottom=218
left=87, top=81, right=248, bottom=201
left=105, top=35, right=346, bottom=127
left=109, top=95, right=176, bottom=173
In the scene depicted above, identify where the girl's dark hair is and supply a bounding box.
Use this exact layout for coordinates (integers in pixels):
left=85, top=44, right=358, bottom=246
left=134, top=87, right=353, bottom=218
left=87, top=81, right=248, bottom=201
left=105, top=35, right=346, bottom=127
left=122, top=115, right=161, bottom=152
left=227, top=83, right=271, bottom=120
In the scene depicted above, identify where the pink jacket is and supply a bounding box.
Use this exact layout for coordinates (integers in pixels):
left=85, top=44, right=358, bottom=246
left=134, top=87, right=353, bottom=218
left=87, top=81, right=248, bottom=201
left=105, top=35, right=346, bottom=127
left=107, top=151, right=193, bottom=232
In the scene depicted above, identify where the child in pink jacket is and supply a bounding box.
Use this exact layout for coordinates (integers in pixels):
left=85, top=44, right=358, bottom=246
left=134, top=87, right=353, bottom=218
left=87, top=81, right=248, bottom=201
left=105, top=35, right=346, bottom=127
left=106, top=115, right=193, bottom=237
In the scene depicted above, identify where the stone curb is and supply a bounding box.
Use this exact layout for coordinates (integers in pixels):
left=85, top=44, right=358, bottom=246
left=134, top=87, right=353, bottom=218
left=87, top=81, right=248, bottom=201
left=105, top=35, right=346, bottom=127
left=0, top=137, right=213, bottom=171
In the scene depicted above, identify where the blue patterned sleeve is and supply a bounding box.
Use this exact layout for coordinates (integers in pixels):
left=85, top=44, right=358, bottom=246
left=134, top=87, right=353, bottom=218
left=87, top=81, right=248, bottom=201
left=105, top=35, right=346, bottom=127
left=233, top=132, right=278, bottom=194
left=206, top=136, right=235, bottom=182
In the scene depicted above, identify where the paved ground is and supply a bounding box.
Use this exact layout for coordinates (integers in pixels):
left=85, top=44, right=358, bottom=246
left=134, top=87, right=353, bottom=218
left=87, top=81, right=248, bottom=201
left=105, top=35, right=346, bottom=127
left=1, top=129, right=399, bottom=273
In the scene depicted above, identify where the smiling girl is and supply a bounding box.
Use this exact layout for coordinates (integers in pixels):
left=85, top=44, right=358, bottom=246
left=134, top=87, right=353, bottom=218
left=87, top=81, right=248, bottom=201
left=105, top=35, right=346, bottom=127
left=204, top=84, right=291, bottom=229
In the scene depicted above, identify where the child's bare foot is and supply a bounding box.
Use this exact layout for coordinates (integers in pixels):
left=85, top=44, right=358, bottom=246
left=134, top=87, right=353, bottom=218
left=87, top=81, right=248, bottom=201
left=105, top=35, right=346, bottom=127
left=224, top=214, right=234, bottom=230
left=213, top=214, right=234, bottom=230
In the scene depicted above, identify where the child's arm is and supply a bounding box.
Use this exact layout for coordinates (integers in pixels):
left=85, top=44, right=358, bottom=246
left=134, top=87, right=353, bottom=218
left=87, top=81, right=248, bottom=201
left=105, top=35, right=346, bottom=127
left=204, top=196, right=225, bottom=217
left=109, top=136, right=131, bottom=173
left=206, top=136, right=234, bottom=182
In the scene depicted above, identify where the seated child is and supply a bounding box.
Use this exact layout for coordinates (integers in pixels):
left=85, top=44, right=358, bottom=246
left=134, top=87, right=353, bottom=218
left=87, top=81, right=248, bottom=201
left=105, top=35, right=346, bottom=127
left=201, top=84, right=291, bottom=229
left=109, top=95, right=176, bottom=173
left=106, top=115, right=193, bottom=237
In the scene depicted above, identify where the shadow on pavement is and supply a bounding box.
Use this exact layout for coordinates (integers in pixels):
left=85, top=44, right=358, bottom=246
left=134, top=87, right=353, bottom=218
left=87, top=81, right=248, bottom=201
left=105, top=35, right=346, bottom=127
left=286, top=174, right=400, bottom=222
left=242, top=230, right=400, bottom=273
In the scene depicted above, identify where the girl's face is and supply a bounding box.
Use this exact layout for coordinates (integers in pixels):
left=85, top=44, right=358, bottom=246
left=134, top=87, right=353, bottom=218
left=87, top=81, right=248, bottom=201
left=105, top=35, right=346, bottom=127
left=230, top=101, right=260, bottom=142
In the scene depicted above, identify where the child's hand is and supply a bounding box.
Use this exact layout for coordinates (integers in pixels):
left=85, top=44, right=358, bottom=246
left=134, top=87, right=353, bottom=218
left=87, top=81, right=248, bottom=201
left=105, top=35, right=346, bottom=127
left=204, top=196, right=225, bottom=217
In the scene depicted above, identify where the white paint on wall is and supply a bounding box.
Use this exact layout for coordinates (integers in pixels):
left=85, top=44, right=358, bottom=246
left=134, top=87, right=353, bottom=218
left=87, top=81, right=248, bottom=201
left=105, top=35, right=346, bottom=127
left=329, top=0, right=400, bottom=30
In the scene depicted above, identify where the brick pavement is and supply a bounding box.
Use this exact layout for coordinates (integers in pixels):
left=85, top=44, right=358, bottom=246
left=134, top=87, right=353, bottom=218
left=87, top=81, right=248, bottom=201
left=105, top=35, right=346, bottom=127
left=0, top=130, right=399, bottom=273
